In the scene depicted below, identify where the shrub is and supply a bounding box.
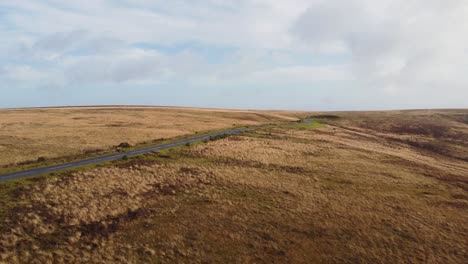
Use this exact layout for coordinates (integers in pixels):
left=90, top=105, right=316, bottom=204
left=117, top=142, right=131, bottom=148
left=210, top=134, right=228, bottom=141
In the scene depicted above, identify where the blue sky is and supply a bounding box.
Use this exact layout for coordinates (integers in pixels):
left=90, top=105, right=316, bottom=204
left=0, top=0, right=467, bottom=110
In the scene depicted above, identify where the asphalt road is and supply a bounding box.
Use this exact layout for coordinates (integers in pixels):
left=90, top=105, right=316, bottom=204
left=0, top=127, right=248, bottom=182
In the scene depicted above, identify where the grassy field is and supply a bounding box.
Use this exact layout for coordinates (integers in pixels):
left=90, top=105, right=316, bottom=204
left=0, top=109, right=467, bottom=263
left=0, top=106, right=304, bottom=167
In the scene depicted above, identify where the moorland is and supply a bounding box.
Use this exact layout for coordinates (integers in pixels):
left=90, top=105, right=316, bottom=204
left=0, top=108, right=467, bottom=263
left=0, top=106, right=302, bottom=167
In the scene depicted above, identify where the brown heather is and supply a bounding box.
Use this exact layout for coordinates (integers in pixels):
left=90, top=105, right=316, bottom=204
left=1, top=163, right=217, bottom=263
left=0, top=109, right=467, bottom=263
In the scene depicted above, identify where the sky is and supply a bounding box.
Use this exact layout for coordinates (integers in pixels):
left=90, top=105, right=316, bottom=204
left=0, top=0, right=467, bottom=110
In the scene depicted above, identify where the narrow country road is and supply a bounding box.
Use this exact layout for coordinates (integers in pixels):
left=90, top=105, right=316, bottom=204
left=0, top=127, right=248, bottom=182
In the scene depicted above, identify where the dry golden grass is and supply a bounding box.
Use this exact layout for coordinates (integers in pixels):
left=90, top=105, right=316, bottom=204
left=0, top=106, right=303, bottom=166
left=0, top=109, right=467, bottom=263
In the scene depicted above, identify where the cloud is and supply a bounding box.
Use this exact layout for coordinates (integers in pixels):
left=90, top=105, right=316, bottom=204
left=292, top=0, right=468, bottom=96
left=0, top=0, right=310, bottom=49
left=14, top=30, right=125, bottom=61
left=0, top=0, right=466, bottom=109
left=64, top=49, right=165, bottom=84
left=33, top=30, right=87, bottom=55
left=252, top=65, right=353, bottom=84
left=62, top=47, right=217, bottom=85
left=0, top=65, right=48, bottom=81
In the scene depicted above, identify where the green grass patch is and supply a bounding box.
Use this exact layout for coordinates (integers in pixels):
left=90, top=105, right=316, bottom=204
left=291, top=120, right=325, bottom=129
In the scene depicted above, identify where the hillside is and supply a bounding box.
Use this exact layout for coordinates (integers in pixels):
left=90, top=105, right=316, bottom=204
left=0, top=109, right=467, bottom=263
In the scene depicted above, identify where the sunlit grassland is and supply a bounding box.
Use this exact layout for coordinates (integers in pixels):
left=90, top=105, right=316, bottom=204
left=0, top=109, right=466, bottom=263
left=0, top=106, right=305, bottom=166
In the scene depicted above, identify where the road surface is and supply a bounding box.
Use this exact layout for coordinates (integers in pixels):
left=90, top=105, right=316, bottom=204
left=0, top=127, right=248, bottom=182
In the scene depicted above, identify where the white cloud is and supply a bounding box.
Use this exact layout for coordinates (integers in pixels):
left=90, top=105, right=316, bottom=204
left=0, top=0, right=467, bottom=109
left=63, top=48, right=167, bottom=84
left=253, top=65, right=353, bottom=84
left=292, top=0, right=468, bottom=96
left=0, top=0, right=310, bottom=49
left=0, top=65, right=48, bottom=81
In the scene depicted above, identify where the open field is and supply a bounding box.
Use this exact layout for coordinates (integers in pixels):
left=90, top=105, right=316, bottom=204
left=0, top=109, right=467, bottom=263
left=0, top=106, right=304, bottom=167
